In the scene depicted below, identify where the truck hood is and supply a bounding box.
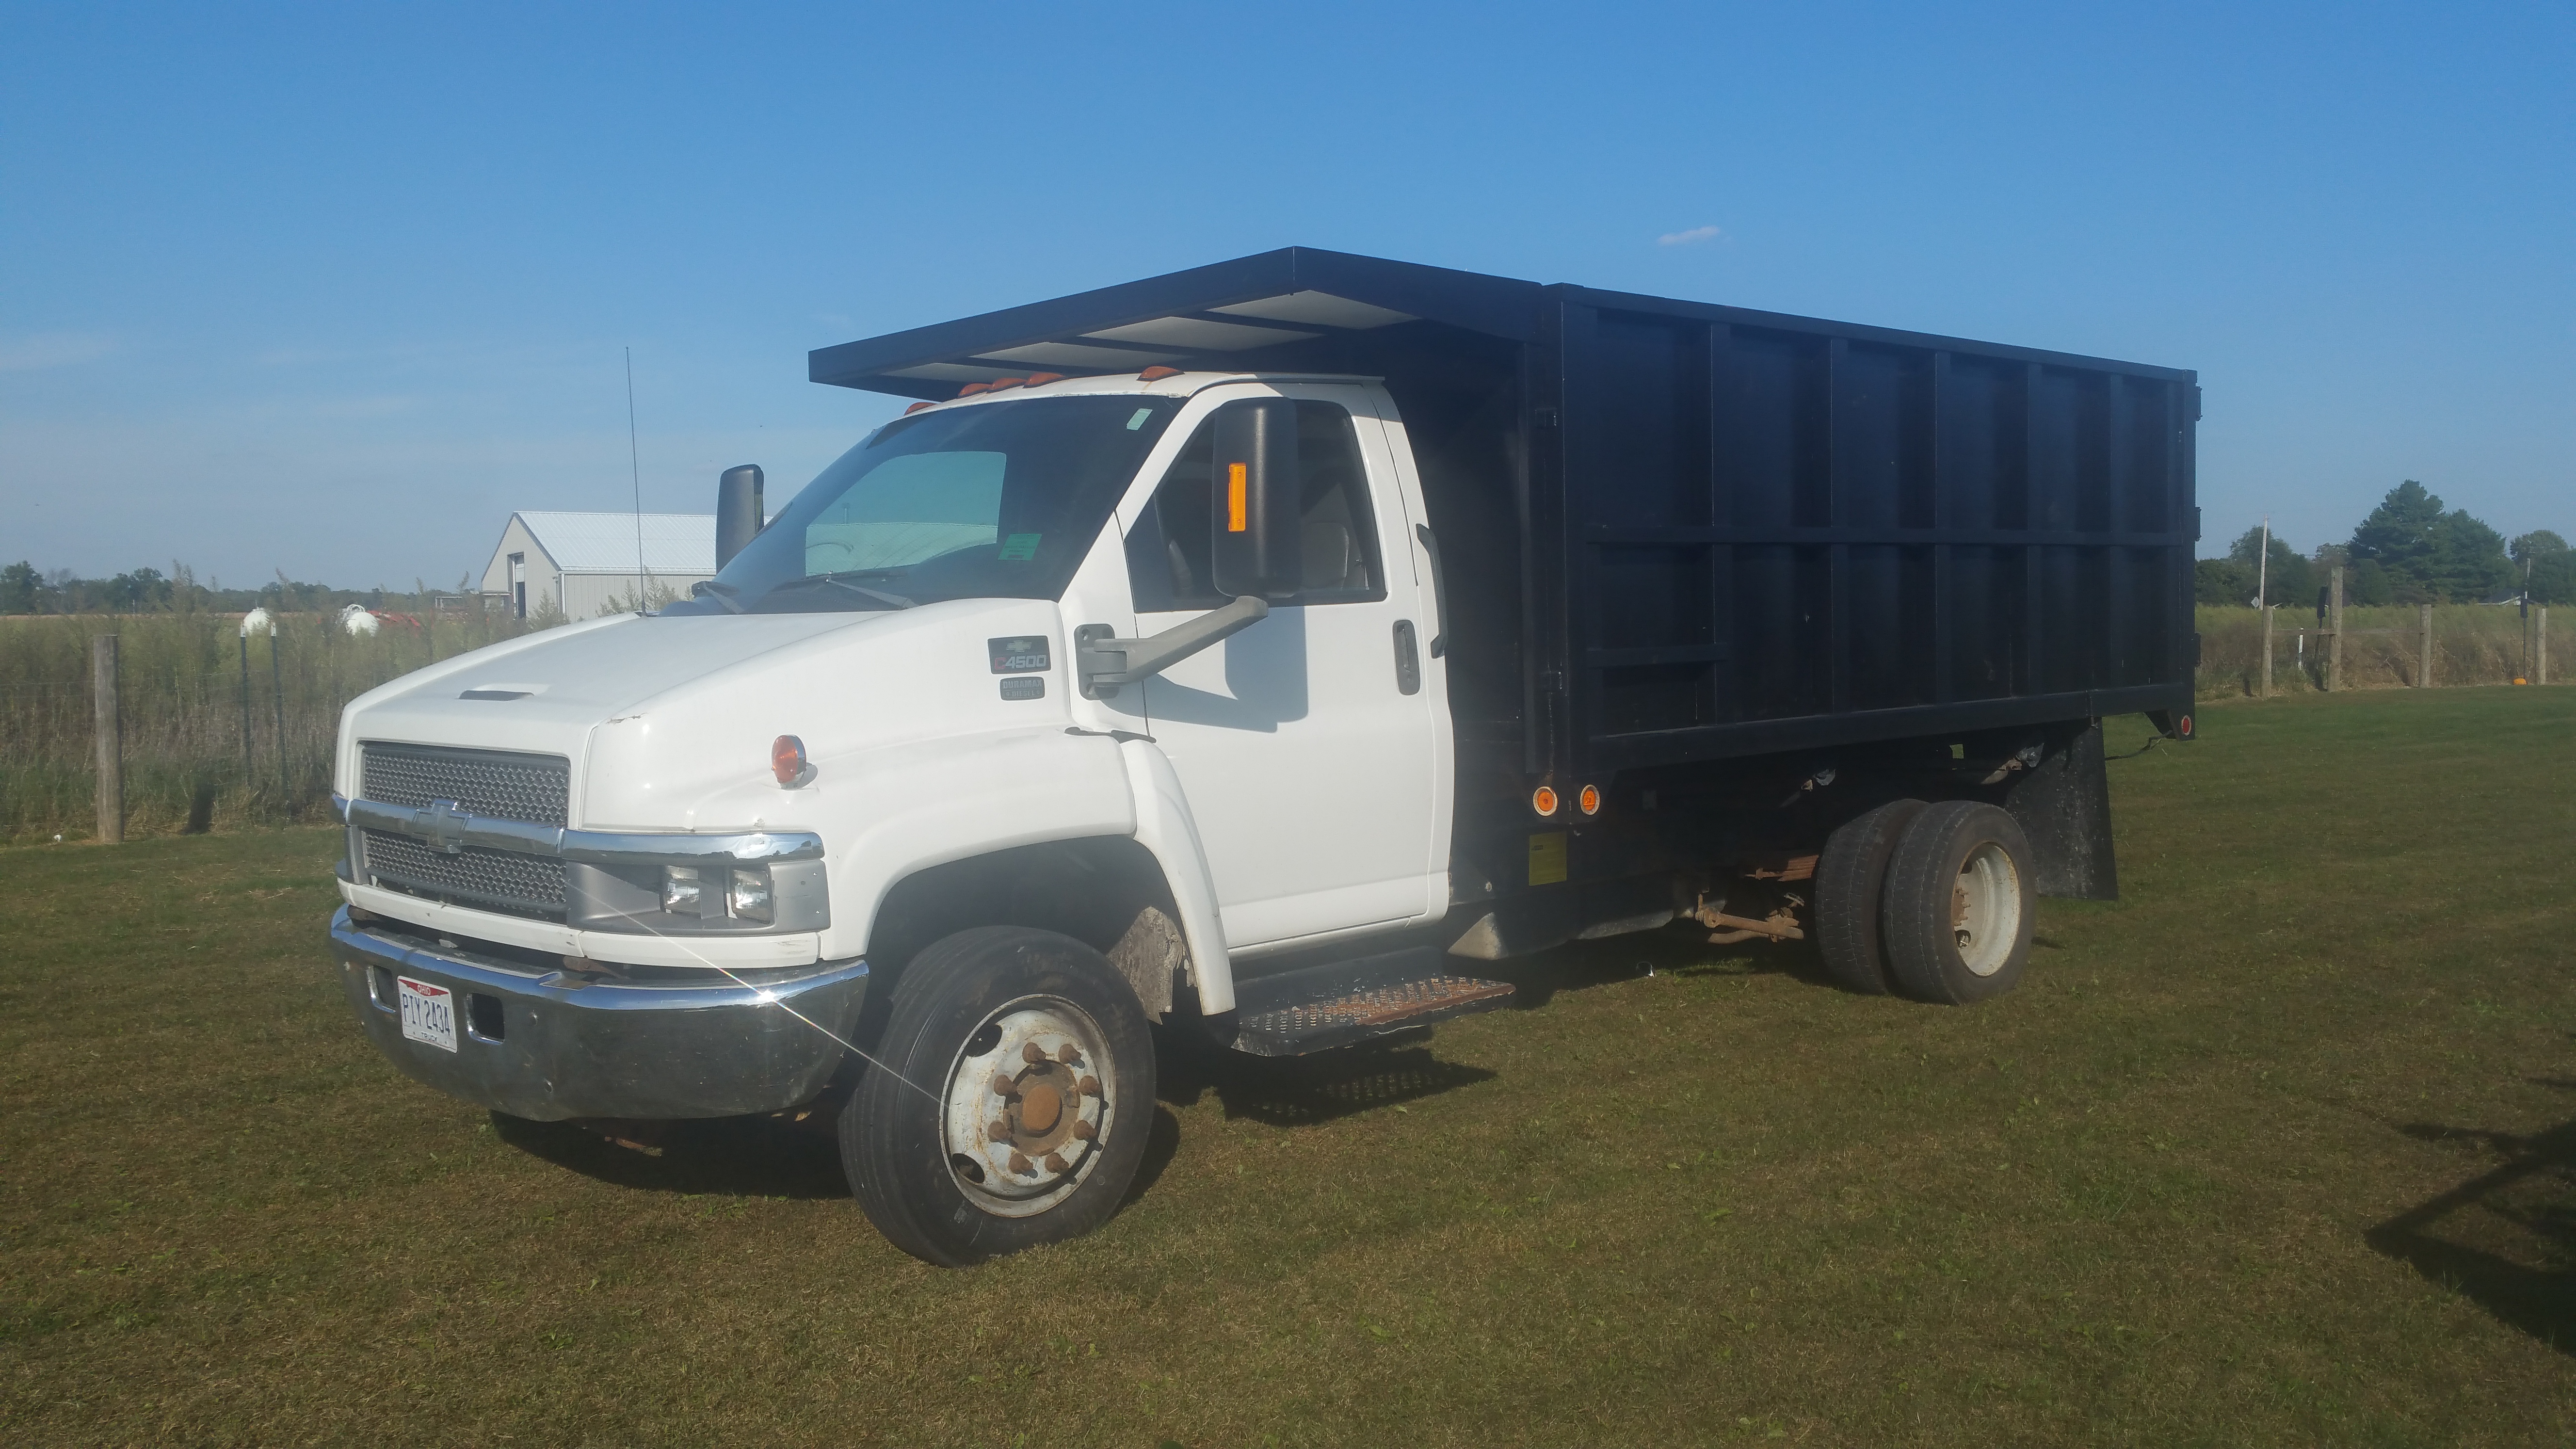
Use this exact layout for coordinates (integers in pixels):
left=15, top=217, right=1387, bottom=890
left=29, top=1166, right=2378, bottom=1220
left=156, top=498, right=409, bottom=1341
left=337, top=598, right=1071, bottom=833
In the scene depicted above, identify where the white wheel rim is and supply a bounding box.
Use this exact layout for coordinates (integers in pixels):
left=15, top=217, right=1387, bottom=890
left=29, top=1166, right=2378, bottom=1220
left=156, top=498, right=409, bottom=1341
left=1950, top=841, right=2023, bottom=978
left=939, top=995, right=1117, bottom=1218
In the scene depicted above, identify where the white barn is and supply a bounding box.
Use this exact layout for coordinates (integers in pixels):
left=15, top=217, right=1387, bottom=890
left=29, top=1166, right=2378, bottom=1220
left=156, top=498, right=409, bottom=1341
left=480, top=512, right=719, bottom=620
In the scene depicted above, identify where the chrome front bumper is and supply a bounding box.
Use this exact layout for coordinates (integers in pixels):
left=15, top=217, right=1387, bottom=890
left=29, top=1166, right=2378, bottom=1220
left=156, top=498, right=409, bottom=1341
left=330, top=906, right=868, bottom=1121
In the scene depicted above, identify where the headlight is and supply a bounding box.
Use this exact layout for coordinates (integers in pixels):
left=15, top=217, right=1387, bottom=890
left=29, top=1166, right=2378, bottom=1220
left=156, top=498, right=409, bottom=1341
left=729, top=867, right=774, bottom=923
left=662, top=865, right=705, bottom=916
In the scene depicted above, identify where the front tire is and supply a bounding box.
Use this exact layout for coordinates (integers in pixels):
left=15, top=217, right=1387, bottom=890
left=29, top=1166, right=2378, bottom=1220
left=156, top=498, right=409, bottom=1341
left=839, top=926, right=1155, bottom=1266
left=1879, top=801, right=2035, bottom=1005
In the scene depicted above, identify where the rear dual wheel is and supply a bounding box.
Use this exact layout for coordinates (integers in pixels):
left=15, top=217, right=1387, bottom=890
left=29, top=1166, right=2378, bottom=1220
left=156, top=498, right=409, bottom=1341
left=1814, top=798, right=2034, bottom=1005
left=840, top=926, right=1154, bottom=1266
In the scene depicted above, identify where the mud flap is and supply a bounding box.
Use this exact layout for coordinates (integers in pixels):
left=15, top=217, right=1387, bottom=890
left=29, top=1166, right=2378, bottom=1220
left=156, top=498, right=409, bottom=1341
left=2005, top=721, right=2118, bottom=901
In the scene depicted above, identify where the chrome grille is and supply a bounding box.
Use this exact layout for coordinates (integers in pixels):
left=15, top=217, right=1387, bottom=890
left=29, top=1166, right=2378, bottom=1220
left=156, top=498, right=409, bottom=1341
left=361, top=829, right=567, bottom=918
left=361, top=743, right=569, bottom=825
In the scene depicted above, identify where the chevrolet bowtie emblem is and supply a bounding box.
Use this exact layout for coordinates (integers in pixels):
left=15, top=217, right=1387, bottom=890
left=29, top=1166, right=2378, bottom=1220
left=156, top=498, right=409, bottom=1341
left=416, top=799, right=471, bottom=854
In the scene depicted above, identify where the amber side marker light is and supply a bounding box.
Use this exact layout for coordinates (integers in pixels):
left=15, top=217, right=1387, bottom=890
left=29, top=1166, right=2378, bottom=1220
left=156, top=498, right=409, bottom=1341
left=1531, top=785, right=1559, bottom=817
left=1024, top=372, right=1065, bottom=386
left=1138, top=366, right=1182, bottom=382
left=772, top=735, right=813, bottom=788
left=1227, top=463, right=1249, bottom=532
left=904, top=401, right=937, bottom=415
left=1578, top=785, right=1601, bottom=816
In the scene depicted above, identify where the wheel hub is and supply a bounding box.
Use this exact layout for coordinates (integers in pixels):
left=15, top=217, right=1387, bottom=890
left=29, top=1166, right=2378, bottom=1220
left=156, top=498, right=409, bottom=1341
left=941, top=998, right=1114, bottom=1217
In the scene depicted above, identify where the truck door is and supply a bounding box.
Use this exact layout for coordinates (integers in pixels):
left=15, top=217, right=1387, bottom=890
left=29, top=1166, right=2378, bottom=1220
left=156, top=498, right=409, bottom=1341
left=1122, top=387, right=1444, bottom=950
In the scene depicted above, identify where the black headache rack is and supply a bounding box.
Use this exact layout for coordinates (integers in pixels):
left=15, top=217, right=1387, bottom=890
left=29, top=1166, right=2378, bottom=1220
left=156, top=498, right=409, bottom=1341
left=811, top=247, right=2200, bottom=788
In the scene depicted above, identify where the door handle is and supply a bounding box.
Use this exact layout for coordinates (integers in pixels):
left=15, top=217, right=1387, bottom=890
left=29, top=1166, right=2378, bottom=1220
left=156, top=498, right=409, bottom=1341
left=1392, top=619, right=1422, bottom=695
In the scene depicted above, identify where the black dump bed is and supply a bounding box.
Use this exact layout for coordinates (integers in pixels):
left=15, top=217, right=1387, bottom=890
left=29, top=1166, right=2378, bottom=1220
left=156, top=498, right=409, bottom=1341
left=813, top=248, right=2198, bottom=785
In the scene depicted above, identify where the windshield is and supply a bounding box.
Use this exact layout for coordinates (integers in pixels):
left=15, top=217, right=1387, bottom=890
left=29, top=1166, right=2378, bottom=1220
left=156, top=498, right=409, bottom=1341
left=668, top=395, right=1183, bottom=614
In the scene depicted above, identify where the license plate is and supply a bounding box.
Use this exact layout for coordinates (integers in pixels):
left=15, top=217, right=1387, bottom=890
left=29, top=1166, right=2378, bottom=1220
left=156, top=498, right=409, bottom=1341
left=397, top=976, right=459, bottom=1053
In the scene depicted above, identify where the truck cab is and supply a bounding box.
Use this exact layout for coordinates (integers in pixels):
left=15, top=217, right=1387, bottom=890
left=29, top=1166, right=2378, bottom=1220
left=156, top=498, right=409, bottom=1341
left=331, top=249, right=2195, bottom=1265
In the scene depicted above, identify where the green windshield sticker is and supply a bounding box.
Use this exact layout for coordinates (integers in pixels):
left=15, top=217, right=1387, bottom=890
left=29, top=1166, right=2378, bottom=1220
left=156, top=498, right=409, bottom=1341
left=997, top=532, right=1042, bottom=561
left=1126, top=408, right=1152, bottom=430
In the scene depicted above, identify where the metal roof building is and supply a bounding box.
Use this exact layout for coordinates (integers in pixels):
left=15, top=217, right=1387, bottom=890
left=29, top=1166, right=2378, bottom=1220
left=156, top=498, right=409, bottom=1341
left=479, top=511, right=718, bottom=620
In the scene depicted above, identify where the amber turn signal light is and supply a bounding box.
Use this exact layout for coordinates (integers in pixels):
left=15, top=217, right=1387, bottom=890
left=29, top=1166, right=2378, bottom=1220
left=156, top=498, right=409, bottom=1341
left=772, top=735, right=811, bottom=787
left=1578, top=785, right=1601, bottom=816
left=1531, top=785, right=1559, bottom=817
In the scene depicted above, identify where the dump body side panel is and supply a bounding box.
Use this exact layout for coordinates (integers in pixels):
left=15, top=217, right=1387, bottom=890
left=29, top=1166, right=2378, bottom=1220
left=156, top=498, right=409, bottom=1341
left=1544, top=285, right=2196, bottom=779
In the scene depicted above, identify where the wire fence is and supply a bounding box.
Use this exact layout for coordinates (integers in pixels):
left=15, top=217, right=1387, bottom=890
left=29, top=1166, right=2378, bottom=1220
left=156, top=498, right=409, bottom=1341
left=2195, top=603, right=2565, bottom=699
left=0, top=610, right=540, bottom=842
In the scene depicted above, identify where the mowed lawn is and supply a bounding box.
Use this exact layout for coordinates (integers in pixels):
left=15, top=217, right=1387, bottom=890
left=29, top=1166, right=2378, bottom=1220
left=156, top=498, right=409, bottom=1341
left=3, top=689, right=2572, bottom=1447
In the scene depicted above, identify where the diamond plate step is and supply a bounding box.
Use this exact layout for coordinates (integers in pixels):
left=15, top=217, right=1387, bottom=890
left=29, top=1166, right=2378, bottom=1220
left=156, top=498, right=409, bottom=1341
left=1230, top=946, right=1515, bottom=1056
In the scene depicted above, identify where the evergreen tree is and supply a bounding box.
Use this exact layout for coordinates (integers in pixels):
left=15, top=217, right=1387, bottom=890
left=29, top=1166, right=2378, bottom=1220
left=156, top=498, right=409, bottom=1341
left=2348, top=481, right=2445, bottom=597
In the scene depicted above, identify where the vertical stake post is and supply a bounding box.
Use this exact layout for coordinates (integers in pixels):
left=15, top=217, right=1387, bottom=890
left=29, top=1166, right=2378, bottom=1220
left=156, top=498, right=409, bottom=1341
left=239, top=631, right=253, bottom=777
left=93, top=634, right=123, bottom=843
left=2328, top=567, right=2345, bottom=692
left=2419, top=603, right=2433, bottom=688
left=2260, top=605, right=2274, bottom=697
left=2541, top=606, right=2550, bottom=685
left=271, top=626, right=288, bottom=804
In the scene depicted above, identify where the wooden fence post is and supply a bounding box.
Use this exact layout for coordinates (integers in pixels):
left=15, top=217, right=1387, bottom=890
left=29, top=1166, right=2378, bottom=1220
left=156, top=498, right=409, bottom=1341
left=92, top=634, right=123, bottom=843
left=2418, top=603, right=2433, bottom=688
left=2328, top=567, right=2345, bottom=692
left=2542, top=606, right=2550, bottom=685
left=2261, top=604, right=2274, bottom=697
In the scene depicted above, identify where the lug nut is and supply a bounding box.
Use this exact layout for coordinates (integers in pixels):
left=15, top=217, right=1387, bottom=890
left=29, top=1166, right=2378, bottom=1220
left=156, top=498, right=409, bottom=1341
left=1056, top=1044, right=1082, bottom=1065
left=989, top=1119, right=1012, bottom=1139
left=990, top=1073, right=1018, bottom=1097
left=1008, top=1151, right=1034, bottom=1175
left=1078, top=1075, right=1101, bottom=1096
left=1043, top=1152, right=1068, bottom=1174
left=1071, top=1120, right=1096, bottom=1141
left=1022, top=1042, right=1047, bottom=1064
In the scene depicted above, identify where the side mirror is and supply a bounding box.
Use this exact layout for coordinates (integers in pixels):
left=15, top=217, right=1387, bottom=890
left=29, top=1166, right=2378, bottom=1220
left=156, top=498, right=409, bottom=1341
left=716, top=464, right=765, bottom=569
left=1208, top=399, right=1301, bottom=600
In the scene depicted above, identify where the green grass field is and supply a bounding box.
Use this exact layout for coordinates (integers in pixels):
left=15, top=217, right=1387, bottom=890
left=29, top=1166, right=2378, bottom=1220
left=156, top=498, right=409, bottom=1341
left=3, top=689, right=2571, bottom=1446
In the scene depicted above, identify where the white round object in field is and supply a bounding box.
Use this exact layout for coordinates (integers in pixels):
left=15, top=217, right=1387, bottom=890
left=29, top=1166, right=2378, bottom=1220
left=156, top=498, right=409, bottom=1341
left=239, top=606, right=274, bottom=638
left=338, top=604, right=380, bottom=636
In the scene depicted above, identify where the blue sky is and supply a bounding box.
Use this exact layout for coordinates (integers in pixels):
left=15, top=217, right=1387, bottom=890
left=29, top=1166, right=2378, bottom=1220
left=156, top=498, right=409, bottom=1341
left=3, top=2, right=2568, bottom=588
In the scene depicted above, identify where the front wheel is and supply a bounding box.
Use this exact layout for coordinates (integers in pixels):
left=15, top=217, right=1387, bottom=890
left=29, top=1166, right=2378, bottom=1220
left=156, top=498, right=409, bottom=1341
left=839, top=926, right=1155, bottom=1266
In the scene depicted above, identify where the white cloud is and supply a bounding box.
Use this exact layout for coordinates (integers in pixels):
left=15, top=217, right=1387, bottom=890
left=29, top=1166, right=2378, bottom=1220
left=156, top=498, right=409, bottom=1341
left=1657, top=225, right=1726, bottom=247
left=0, top=331, right=117, bottom=371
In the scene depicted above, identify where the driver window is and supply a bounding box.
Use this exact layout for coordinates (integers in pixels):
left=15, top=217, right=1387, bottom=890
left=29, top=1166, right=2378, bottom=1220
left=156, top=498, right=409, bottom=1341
left=1125, top=401, right=1384, bottom=611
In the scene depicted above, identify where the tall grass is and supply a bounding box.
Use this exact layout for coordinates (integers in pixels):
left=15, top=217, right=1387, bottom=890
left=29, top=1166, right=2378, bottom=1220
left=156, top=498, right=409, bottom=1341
left=2194, top=602, right=2569, bottom=698
left=0, top=609, right=538, bottom=842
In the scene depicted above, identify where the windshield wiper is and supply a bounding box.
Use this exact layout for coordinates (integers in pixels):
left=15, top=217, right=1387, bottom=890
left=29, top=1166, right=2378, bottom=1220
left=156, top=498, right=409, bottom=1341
left=691, top=579, right=746, bottom=614
left=766, top=572, right=917, bottom=610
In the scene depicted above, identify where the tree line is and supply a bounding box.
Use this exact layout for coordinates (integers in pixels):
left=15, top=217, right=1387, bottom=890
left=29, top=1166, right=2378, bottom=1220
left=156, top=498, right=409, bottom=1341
left=2197, top=481, right=2573, bottom=609
left=0, top=562, right=452, bottom=616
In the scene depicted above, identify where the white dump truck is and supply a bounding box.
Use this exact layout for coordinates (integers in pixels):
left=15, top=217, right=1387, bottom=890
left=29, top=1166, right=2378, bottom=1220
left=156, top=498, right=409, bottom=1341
left=330, top=249, right=2197, bottom=1264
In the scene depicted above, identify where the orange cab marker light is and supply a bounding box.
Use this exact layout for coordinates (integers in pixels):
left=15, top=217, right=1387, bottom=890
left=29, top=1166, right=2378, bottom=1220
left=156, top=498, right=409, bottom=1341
left=1578, top=785, right=1601, bottom=816
left=988, top=376, right=1027, bottom=391
left=904, top=401, right=936, bottom=415
left=1138, top=366, right=1182, bottom=382
left=957, top=383, right=989, bottom=397
left=772, top=735, right=810, bottom=787
left=1226, top=463, right=1248, bottom=532
left=1531, top=785, right=1559, bottom=817
left=1023, top=372, right=1065, bottom=387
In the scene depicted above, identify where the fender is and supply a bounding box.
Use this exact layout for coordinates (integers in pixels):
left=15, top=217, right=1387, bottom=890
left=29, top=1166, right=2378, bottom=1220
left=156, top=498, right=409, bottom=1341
left=826, top=727, right=1137, bottom=961
left=1117, top=737, right=1236, bottom=1015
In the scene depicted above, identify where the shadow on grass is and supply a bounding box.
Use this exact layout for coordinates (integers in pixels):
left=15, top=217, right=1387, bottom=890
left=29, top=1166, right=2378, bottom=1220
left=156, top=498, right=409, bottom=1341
left=1155, top=1028, right=1497, bottom=1127
left=1484, top=923, right=1823, bottom=1010
left=490, top=1110, right=852, bottom=1200
left=2365, top=1080, right=2576, bottom=1355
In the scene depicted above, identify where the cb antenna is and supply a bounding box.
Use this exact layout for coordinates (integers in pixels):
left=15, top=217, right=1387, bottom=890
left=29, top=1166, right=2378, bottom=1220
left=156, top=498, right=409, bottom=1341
left=625, top=346, right=646, bottom=612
